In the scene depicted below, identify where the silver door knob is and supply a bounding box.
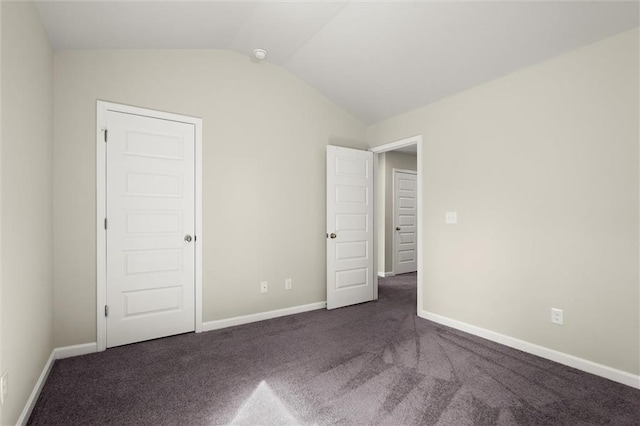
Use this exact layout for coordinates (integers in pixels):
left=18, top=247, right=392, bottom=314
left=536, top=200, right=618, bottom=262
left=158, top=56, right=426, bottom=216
left=330, top=233, right=337, bottom=239
left=396, top=227, right=401, bottom=231
left=184, top=235, right=192, bottom=242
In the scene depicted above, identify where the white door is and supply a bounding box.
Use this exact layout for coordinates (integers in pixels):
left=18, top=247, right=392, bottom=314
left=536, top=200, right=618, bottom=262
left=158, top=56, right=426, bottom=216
left=393, top=170, right=417, bottom=275
left=326, top=145, right=374, bottom=309
left=106, top=111, right=196, bottom=348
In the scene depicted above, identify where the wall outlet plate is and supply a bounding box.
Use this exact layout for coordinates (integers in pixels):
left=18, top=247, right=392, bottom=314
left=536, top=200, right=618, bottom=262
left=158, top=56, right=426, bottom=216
left=0, top=370, right=8, bottom=405
left=260, top=281, right=268, bottom=294
left=551, top=308, right=563, bottom=325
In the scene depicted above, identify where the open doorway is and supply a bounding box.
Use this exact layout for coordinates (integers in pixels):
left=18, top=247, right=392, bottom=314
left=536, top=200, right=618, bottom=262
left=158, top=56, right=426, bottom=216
left=379, top=156, right=417, bottom=277
left=370, top=136, right=423, bottom=315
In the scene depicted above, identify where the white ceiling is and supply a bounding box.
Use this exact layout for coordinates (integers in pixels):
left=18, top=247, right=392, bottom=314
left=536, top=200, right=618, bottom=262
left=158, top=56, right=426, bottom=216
left=36, top=1, right=640, bottom=125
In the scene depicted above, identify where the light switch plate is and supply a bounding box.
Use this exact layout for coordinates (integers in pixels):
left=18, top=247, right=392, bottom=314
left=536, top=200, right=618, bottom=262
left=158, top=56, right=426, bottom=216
left=445, top=212, right=457, bottom=224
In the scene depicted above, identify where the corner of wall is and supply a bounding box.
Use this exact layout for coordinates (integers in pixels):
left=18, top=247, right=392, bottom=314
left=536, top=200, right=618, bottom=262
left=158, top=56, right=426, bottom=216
left=1, top=1, right=55, bottom=424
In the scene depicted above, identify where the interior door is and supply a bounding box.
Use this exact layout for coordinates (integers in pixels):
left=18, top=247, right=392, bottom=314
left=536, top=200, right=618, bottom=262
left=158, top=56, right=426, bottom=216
left=326, top=145, right=374, bottom=309
left=106, top=110, right=195, bottom=348
left=393, top=170, right=417, bottom=274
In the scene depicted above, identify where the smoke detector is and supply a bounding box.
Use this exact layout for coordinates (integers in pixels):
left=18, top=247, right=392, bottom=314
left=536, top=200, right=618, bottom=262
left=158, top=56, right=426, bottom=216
left=253, top=49, right=268, bottom=61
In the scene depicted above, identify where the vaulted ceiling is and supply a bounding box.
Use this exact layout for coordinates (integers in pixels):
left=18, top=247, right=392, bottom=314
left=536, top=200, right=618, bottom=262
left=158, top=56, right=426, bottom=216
left=36, top=1, right=639, bottom=124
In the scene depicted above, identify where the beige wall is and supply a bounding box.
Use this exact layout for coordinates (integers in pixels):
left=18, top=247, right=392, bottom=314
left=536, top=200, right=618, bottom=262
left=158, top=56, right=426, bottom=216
left=1, top=2, right=54, bottom=424
left=53, top=50, right=366, bottom=346
left=368, top=28, right=640, bottom=375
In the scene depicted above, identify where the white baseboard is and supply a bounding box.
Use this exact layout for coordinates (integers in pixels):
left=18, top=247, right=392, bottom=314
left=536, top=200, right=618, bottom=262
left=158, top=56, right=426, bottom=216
left=17, top=343, right=98, bottom=425
left=419, top=310, right=640, bottom=390
left=21, top=309, right=638, bottom=423
left=54, top=342, right=98, bottom=359
left=377, top=271, right=395, bottom=278
left=203, top=301, right=327, bottom=332
left=16, top=351, right=55, bottom=426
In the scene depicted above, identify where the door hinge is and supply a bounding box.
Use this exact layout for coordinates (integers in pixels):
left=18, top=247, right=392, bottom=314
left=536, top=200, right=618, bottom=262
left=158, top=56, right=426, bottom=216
left=104, top=305, right=109, bottom=317
left=104, top=218, right=107, bottom=230
left=104, top=129, right=108, bottom=142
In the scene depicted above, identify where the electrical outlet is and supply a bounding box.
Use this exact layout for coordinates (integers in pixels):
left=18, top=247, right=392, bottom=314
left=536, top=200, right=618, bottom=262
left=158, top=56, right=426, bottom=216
left=285, top=278, right=292, bottom=290
left=551, top=308, right=563, bottom=325
left=0, top=370, right=8, bottom=405
left=260, top=281, right=268, bottom=294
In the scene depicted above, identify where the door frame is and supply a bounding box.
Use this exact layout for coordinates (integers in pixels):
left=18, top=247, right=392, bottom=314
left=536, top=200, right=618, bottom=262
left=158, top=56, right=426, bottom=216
left=392, top=168, right=418, bottom=275
left=370, top=135, right=423, bottom=314
left=96, top=100, right=203, bottom=352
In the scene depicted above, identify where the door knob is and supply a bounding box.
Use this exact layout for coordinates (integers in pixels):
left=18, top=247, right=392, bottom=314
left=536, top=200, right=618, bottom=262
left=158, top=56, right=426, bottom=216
left=396, top=227, right=401, bottom=231
left=330, top=233, right=337, bottom=239
left=184, top=235, right=192, bottom=242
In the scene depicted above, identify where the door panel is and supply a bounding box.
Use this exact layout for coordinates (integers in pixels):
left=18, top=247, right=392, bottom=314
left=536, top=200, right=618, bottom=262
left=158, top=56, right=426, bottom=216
left=327, top=146, right=374, bottom=309
left=106, top=111, right=195, bottom=348
left=394, top=171, right=418, bottom=274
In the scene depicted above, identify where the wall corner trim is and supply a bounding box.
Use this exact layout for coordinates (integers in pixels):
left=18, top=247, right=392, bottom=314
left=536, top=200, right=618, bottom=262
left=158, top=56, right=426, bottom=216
left=17, top=343, right=98, bottom=425
left=377, top=271, right=395, bottom=278
left=202, top=302, right=327, bottom=332
left=419, top=310, right=640, bottom=390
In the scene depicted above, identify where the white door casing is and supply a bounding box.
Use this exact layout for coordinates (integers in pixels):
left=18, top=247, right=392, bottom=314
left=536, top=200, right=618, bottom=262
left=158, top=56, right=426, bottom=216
left=326, top=145, right=374, bottom=309
left=393, top=170, right=418, bottom=275
left=97, top=101, right=203, bottom=350
left=369, top=135, right=423, bottom=314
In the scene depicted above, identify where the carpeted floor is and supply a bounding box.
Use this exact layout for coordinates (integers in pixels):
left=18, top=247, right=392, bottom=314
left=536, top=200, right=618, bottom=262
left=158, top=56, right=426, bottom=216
left=29, top=273, right=640, bottom=425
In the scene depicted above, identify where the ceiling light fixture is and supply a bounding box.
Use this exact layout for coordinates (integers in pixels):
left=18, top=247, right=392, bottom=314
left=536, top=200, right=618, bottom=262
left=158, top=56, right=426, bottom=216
left=253, top=49, right=268, bottom=61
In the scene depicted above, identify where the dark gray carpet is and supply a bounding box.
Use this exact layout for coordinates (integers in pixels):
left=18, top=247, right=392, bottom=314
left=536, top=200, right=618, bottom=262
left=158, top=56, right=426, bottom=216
left=29, top=273, right=640, bottom=425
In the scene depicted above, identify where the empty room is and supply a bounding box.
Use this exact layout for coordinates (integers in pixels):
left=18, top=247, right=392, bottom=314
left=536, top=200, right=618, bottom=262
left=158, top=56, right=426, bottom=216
left=1, top=0, right=639, bottom=424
